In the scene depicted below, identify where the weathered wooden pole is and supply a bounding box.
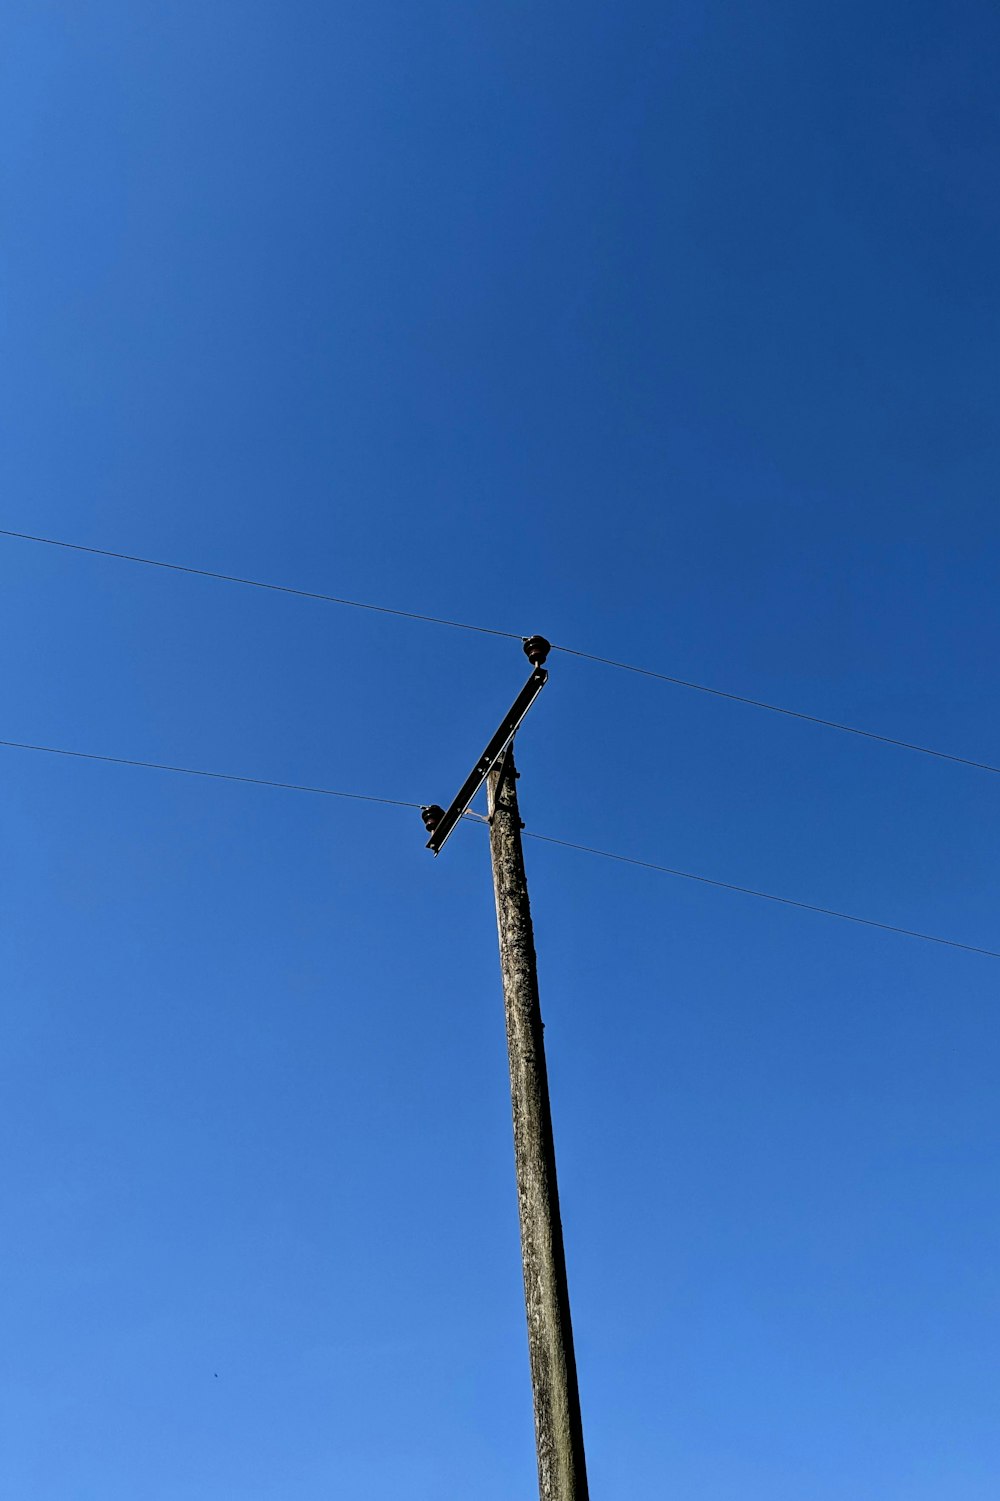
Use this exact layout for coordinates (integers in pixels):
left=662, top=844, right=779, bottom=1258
left=488, top=743, right=589, bottom=1501
left=419, top=637, right=587, bottom=1494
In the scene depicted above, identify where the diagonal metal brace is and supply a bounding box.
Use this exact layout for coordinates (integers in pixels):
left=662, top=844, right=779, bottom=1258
left=487, top=740, right=515, bottom=824
left=426, top=666, right=547, bottom=855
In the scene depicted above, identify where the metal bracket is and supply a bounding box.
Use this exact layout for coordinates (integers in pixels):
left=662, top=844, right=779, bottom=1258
left=487, top=740, right=515, bottom=823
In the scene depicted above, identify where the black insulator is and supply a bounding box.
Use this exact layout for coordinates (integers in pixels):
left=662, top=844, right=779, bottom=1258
left=421, top=804, right=445, bottom=833
left=522, top=634, right=551, bottom=667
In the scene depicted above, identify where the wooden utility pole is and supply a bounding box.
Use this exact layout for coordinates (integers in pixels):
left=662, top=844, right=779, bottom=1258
left=421, top=637, right=588, bottom=1499
left=487, top=744, right=589, bottom=1501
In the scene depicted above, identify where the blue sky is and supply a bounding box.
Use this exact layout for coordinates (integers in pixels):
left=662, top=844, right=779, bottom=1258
left=2, top=3, right=999, bottom=1496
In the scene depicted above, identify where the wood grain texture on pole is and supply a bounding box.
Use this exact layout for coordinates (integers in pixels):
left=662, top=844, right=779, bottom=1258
left=488, top=747, right=589, bottom=1501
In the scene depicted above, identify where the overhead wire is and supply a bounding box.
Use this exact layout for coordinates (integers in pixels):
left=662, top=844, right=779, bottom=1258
left=550, top=645, right=1000, bottom=776
left=0, top=738, right=422, bottom=808
left=0, top=528, right=520, bottom=641
left=3, top=525, right=998, bottom=776
left=523, top=831, right=1000, bottom=961
left=2, top=734, right=996, bottom=961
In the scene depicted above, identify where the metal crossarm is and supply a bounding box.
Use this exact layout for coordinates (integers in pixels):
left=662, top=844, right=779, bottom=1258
left=425, top=666, right=548, bottom=854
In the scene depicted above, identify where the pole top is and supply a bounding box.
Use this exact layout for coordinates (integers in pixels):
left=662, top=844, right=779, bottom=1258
left=522, top=635, right=551, bottom=667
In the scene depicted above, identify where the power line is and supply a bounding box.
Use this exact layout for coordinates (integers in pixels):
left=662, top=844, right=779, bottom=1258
left=3, top=734, right=996, bottom=961
left=4, top=526, right=999, bottom=776
left=551, top=646, right=1000, bottom=776
left=0, top=528, right=520, bottom=641
left=523, top=831, right=1000, bottom=960
left=0, top=738, right=422, bottom=808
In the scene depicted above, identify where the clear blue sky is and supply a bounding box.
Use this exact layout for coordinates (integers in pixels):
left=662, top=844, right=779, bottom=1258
left=2, top=3, right=999, bottom=1497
